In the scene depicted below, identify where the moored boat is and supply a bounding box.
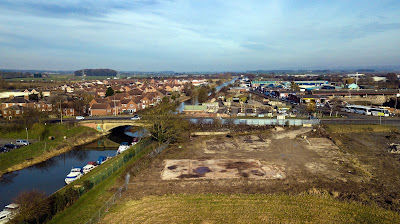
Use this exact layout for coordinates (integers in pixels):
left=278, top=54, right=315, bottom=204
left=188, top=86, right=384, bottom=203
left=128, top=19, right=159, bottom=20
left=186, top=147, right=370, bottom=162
left=65, top=167, right=83, bottom=184
left=0, top=203, right=19, bottom=224
left=117, top=142, right=130, bottom=154
left=82, top=161, right=97, bottom=174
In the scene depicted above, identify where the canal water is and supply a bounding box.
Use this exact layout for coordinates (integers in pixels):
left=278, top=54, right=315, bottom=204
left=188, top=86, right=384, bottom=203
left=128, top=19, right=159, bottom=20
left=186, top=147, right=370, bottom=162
left=0, top=126, right=137, bottom=208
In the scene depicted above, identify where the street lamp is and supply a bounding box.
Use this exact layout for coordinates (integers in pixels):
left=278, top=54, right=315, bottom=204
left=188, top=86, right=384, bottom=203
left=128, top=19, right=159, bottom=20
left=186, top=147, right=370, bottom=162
left=26, top=127, right=29, bottom=143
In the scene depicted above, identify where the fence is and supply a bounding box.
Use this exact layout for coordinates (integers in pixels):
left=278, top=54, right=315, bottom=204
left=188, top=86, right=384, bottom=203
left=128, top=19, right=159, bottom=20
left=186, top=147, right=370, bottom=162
left=84, top=141, right=170, bottom=224
left=189, top=118, right=320, bottom=126
left=83, top=138, right=152, bottom=189
left=85, top=174, right=130, bottom=224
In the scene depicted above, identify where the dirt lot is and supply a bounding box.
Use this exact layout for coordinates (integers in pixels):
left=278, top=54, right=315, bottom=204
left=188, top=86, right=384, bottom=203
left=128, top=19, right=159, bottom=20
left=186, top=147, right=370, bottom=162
left=117, top=126, right=400, bottom=212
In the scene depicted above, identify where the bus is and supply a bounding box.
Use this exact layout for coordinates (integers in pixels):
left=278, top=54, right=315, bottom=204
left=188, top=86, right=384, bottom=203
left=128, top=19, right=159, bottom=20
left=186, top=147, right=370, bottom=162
left=342, top=104, right=371, bottom=115
left=370, top=108, right=390, bottom=117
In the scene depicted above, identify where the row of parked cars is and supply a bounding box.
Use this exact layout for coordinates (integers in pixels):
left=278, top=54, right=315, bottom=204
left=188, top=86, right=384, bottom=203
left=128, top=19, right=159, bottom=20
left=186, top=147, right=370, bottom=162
left=0, top=140, right=29, bottom=153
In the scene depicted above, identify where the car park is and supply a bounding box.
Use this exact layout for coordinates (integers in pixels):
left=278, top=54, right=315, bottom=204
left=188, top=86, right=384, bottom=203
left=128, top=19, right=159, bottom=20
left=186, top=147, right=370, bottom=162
left=15, top=139, right=29, bottom=146
left=76, top=116, right=85, bottom=120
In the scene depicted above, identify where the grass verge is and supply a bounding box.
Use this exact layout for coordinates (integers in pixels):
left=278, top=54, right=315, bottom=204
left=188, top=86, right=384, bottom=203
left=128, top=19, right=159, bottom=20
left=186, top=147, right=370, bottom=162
left=0, top=124, right=98, bottom=174
left=102, top=194, right=400, bottom=223
left=324, top=124, right=398, bottom=134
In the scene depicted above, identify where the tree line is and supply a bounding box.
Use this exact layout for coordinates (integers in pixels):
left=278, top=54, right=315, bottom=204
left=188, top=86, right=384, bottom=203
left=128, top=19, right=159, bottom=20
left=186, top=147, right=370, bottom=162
left=74, top=69, right=117, bottom=77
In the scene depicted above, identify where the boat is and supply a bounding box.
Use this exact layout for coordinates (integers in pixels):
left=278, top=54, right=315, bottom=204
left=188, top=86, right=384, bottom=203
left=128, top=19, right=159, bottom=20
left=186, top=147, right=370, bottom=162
left=65, top=167, right=83, bottom=184
left=82, top=161, right=97, bottom=174
left=97, top=156, right=111, bottom=165
left=117, top=142, right=130, bottom=154
left=0, top=204, right=19, bottom=224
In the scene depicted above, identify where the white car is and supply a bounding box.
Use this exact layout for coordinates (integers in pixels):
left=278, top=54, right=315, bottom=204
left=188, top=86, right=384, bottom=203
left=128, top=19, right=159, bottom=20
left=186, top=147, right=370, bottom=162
left=130, top=115, right=141, bottom=120
left=76, top=116, right=85, bottom=120
left=15, top=139, right=29, bottom=146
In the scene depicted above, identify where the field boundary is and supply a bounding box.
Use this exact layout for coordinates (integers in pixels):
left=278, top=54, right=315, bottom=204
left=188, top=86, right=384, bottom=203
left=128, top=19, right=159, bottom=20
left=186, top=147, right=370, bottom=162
left=84, top=141, right=169, bottom=224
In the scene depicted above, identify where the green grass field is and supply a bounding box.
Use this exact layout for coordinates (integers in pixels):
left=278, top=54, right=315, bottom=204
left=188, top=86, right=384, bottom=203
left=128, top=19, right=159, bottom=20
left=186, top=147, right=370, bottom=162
left=101, top=194, right=400, bottom=224
left=324, top=124, right=398, bottom=134
left=0, top=124, right=97, bottom=173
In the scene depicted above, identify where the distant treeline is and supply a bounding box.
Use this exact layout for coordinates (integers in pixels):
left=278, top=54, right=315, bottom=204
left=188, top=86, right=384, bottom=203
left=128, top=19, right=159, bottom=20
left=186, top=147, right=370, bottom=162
left=74, top=69, right=117, bottom=76
left=0, top=71, right=32, bottom=79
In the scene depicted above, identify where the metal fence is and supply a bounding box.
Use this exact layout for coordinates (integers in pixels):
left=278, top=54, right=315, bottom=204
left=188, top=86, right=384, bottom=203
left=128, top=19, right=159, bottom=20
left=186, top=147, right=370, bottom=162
left=189, top=118, right=320, bottom=126
left=84, top=141, right=169, bottom=224
left=83, top=138, right=152, bottom=189
left=149, top=141, right=169, bottom=158
left=85, top=173, right=130, bottom=224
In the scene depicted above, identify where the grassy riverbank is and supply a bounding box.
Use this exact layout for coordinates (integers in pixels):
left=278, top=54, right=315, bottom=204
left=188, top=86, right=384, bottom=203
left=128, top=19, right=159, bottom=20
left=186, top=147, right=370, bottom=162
left=0, top=124, right=100, bottom=176
left=48, top=140, right=157, bottom=224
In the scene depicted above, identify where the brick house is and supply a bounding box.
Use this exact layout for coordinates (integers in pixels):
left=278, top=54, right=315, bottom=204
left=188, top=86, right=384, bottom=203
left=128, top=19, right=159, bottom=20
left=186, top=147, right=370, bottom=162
left=121, top=99, right=139, bottom=113
left=2, top=105, right=25, bottom=120
left=1, top=97, right=33, bottom=110
left=90, top=103, right=112, bottom=116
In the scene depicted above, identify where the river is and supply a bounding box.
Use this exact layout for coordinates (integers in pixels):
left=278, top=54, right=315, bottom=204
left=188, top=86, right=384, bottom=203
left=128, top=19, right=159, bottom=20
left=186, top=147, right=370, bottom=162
left=0, top=126, right=138, bottom=208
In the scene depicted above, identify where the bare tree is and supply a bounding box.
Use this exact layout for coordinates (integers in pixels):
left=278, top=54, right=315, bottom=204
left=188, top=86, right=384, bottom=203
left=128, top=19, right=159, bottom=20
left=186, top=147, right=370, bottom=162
left=327, top=98, right=343, bottom=117
left=145, top=100, right=190, bottom=145
left=14, top=190, right=50, bottom=224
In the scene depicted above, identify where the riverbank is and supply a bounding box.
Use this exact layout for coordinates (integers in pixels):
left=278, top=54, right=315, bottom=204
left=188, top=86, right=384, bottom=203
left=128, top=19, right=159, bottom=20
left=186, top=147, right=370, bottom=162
left=0, top=124, right=105, bottom=178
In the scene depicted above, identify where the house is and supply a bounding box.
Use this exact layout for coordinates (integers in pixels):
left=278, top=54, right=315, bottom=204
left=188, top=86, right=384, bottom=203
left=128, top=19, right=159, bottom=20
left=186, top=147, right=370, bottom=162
left=108, top=100, right=122, bottom=115
left=2, top=105, right=25, bottom=120
left=95, top=89, right=106, bottom=97
left=121, top=99, right=139, bottom=114
left=90, top=103, right=112, bottom=116
left=1, top=97, right=33, bottom=110
left=127, top=89, right=143, bottom=97
left=89, top=98, right=110, bottom=107
left=35, top=99, right=53, bottom=112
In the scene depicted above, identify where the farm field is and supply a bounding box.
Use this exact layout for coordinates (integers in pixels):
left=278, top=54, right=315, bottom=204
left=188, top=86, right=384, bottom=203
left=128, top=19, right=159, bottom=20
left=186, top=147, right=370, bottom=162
left=101, top=194, right=400, bottom=223
left=100, top=125, right=400, bottom=222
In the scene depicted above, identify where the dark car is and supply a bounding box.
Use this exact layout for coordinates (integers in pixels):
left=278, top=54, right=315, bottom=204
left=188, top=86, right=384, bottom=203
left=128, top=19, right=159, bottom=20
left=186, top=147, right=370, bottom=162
left=0, top=147, right=10, bottom=153
left=4, top=144, right=18, bottom=150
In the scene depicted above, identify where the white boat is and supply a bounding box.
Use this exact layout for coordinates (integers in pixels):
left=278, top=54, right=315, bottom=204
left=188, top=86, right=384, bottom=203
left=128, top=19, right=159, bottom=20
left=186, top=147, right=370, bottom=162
left=82, top=163, right=96, bottom=174
left=65, top=167, right=83, bottom=184
left=117, top=142, right=130, bottom=154
left=0, top=204, right=19, bottom=224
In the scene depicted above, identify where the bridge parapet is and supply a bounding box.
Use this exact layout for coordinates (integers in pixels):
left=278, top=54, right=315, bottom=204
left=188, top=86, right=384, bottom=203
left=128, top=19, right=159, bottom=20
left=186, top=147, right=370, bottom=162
left=79, top=119, right=147, bottom=133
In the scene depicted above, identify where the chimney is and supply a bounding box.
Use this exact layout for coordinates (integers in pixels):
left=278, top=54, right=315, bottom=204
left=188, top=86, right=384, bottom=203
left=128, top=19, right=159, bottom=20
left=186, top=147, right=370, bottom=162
left=24, top=94, right=29, bottom=100
left=9, top=95, right=14, bottom=99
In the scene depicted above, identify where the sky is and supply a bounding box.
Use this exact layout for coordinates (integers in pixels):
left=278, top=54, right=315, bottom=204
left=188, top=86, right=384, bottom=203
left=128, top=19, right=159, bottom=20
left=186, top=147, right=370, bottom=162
left=0, top=0, right=399, bottom=72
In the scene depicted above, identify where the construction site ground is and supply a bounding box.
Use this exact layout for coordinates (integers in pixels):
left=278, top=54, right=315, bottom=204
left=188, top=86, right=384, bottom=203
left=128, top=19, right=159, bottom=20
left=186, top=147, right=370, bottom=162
left=116, top=126, right=400, bottom=213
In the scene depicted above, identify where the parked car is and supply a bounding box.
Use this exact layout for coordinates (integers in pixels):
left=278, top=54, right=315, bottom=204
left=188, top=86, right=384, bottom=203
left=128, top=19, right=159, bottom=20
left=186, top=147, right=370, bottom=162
left=15, top=139, right=29, bottom=146
left=130, top=115, right=141, bottom=120
left=4, top=144, right=18, bottom=150
left=76, top=116, right=85, bottom=120
left=0, top=147, right=10, bottom=153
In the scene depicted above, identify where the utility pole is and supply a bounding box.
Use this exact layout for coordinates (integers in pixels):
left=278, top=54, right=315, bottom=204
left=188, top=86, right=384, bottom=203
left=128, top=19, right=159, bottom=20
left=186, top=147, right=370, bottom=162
left=60, top=100, right=63, bottom=124
left=26, top=127, right=28, bottom=143
left=114, top=94, right=117, bottom=116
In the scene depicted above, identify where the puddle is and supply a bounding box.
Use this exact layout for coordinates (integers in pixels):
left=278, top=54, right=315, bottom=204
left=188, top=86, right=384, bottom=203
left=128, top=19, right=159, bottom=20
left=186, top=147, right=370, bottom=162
left=193, top=167, right=212, bottom=175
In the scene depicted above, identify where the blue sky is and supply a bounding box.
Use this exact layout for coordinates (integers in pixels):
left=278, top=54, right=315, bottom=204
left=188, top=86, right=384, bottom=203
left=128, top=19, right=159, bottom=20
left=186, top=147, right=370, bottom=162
left=0, top=0, right=399, bottom=72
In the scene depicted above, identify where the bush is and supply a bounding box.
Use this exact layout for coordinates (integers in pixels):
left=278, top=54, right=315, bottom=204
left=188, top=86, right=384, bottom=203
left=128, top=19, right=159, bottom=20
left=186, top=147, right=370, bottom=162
left=83, top=180, right=94, bottom=192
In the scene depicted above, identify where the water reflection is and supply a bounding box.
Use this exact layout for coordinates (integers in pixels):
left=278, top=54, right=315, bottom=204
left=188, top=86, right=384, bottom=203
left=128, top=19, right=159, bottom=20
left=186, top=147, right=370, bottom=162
left=0, top=172, right=18, bottom=186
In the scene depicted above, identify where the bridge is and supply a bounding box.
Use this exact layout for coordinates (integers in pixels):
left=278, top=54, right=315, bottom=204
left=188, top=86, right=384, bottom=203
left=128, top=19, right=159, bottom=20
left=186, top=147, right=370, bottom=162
left=79, top=119, right=149, bottom=133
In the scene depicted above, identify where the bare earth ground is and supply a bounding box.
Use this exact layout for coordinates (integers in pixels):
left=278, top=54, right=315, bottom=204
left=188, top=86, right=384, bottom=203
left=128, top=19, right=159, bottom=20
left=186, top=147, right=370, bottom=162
left=121, top=127, right=376, bottom=199
left=101, top=126, right=400, bottom=223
